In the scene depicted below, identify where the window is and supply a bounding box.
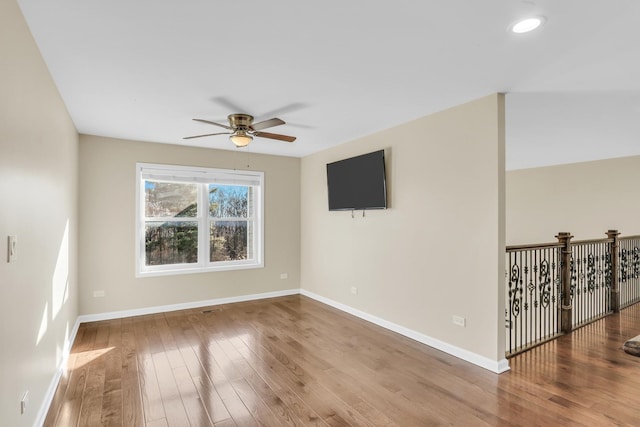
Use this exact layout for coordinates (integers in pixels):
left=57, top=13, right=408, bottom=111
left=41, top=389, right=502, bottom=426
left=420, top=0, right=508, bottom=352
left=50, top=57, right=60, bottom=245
left=136, top=163, right=263, bottom=276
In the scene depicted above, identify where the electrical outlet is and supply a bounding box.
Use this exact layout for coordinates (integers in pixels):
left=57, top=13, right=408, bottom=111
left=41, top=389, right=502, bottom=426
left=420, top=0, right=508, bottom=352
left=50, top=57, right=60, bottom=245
left=280, top=273, right=288, bottom=279
left=452, top=315, right=466, bottom=327
left=350, top=286, right=358, bottom=295
left=93, top=290, right=106, bottom=298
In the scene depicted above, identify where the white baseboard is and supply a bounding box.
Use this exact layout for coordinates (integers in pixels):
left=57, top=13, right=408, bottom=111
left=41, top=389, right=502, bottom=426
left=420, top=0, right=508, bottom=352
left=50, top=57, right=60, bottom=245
left=300, top=289, right=510, bottom=374
left=76, top=288, right=300, bottom=323
left=35, top=286, right=508, bottom=426
left=34, top=316, right=82, bottom=427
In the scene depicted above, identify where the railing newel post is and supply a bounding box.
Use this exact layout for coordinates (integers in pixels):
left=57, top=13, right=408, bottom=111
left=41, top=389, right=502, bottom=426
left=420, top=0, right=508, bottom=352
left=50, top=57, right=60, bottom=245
left=607, top=229, right=620, bottom=313
left=556, top=232, right=574, bottom=334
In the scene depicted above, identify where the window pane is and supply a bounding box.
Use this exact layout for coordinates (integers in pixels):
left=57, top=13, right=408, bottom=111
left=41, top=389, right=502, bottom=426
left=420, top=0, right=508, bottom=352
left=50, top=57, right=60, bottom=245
left=137, top=163, right=263, bottom=276
left=210, top=221, right=248, bottom=261
left=145, top=181, right=197, bottom=217
left=209, top=184, right=249, bottom=218
left=146, top=221, right=198, bottom=265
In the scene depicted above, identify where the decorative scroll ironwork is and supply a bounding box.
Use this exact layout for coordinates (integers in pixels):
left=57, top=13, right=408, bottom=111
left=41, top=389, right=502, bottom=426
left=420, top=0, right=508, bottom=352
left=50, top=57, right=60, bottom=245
left=619, top=238, right=640, bottom=309
left=507, top=233, right=640, bottom=357
left=604, top=252, right=612, bottom=288
left=505, top=246, right=561, bottom=357
left=509, top=264, right=522, bottom=319
left=539, top=259, right=552, bottom=309
left=570, top=241, right=612, bottom=328
left=586, top=254, right=596, bottom=292
left=620, top=246, right=640, bottom=282
left=569, top=257, right=577, bottom=302
left=621, top=248, right=629, bottom=283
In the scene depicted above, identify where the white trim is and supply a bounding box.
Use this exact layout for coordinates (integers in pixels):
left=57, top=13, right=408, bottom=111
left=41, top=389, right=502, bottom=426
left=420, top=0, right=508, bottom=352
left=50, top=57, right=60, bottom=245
left=135, top=162, right=265, bottom=277
left=34, top=316, right=82, bottom=427
left=35, top=287, right=509, bottom=426
left=137, top=261, right=262, bottom=278
left=299, top=289, right=510, bottom=374
left=77, top=289, right=300, bottom=323
left=139, top=162, right=262, bottom=185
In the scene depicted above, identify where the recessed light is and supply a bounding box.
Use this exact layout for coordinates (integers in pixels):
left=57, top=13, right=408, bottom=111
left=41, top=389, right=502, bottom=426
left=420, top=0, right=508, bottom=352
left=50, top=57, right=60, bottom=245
left=511, top=16, right=546, bottom=33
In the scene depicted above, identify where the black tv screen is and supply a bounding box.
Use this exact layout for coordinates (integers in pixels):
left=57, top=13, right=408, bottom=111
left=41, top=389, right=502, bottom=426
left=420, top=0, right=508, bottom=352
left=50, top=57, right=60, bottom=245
left=326, top=150, right=387, bottom=211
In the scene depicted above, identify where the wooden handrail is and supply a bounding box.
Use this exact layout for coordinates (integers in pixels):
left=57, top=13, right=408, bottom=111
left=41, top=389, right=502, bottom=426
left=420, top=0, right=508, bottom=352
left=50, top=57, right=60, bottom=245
left=571, top=237, right=614, bottom=245
left=620, top=235, right=640, bottom=241
left=506, top=242, right=562, bottom=252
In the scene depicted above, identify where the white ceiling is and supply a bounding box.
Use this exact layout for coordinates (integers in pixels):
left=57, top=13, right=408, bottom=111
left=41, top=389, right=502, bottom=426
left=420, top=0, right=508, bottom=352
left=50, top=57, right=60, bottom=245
left=16, top=0, right=640, bottom=169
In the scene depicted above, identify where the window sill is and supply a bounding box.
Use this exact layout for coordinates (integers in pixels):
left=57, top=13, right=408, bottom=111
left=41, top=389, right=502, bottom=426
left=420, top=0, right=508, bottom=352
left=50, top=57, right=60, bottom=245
left=136, top=261, right=263, bottom=278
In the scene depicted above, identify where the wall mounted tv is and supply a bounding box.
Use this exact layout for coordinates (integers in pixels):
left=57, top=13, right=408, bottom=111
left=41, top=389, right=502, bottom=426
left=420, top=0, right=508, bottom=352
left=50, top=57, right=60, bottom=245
left=326, top=149, right=387, bottom=211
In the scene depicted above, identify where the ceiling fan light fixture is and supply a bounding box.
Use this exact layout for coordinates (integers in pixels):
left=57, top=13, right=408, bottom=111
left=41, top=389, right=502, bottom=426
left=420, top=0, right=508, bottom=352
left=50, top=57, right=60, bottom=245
left=230, top=131, right=253, bottom=147
left=510, top=16, right=546, bottom=33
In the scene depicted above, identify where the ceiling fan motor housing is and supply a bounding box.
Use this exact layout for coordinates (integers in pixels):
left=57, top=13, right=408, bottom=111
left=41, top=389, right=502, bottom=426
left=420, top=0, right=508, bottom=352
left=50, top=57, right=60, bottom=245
left=228, top=114, right=253, bottom=129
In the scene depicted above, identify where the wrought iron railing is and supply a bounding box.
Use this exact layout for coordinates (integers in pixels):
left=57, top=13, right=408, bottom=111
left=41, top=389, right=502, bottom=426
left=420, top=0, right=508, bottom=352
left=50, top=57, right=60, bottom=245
left=620, top=236, right=640, bottom=308
left=506, top=243, right=562, bottom=356
left=506, top=230, right=640, bottom=357
left=570, top=239, right=613, bottom=328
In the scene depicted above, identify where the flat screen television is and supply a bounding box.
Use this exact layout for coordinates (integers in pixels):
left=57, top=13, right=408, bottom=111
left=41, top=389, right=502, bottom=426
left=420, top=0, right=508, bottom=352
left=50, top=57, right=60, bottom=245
left=326, top=149, right=387, bottom=211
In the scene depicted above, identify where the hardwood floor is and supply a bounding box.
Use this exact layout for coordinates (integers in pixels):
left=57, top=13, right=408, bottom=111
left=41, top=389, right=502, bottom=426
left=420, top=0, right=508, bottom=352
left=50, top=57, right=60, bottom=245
left=44, top=295, right=640, bottom=426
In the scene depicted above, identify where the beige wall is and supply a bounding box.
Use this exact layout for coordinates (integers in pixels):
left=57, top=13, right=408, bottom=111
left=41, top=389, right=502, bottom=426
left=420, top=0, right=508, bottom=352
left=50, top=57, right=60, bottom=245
left=0, top=1, right=79, bottom=425
left=300, top=94, right=506, bottom=363
left=79, top=135, right=300, bottom=315
left=506, top=155, right=640, bottom=245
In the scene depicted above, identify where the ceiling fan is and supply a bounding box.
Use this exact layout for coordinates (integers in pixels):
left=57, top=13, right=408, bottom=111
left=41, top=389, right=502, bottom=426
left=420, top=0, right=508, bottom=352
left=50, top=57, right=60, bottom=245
left=184, top=113, right=296, bottom=147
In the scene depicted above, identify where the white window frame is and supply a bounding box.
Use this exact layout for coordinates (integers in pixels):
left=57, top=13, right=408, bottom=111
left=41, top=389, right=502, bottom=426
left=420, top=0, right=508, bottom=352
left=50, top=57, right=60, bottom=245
left=135, top=162, right=264, bottom=277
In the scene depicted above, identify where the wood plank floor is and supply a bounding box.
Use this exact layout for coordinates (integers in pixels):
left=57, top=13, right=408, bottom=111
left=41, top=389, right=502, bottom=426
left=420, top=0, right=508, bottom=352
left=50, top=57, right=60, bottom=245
left=44, top=295, right=640, bottom=426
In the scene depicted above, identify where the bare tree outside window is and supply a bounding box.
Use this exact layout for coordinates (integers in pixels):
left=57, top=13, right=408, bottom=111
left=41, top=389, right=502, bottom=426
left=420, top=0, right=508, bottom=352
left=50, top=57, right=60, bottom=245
left=145, top=182, right=198, bottom=265
left=209, top=185, right=251, bottom=262
left=137, top=163, right=263, bottom=276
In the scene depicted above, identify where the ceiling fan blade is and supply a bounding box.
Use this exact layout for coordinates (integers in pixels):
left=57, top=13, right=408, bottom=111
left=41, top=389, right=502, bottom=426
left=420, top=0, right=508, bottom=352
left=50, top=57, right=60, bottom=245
left=210, top=96, right=247, bottom=114
left=183, top=132, right=232, bottom=140
left=253, top=131, right=296, bottom=142
left=259, top=103, right=307, bottom=119
left=252, top=118, right=285, bottom=131
left=192, top=118, right=233, bottom=130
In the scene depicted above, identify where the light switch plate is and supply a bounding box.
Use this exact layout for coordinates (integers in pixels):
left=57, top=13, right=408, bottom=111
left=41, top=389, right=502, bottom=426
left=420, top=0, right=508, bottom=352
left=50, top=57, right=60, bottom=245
left=20, top=390, right=28, bottom=414
left=7, top=235, right=17, bottom=263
